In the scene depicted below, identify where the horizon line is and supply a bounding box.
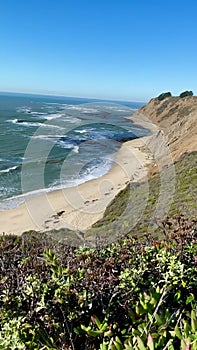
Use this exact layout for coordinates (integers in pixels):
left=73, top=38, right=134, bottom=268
left=0, top=90, right=147, bottom=104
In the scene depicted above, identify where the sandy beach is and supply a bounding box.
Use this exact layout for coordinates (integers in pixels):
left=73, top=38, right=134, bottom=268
left=0, top=131, right=155, bottom=236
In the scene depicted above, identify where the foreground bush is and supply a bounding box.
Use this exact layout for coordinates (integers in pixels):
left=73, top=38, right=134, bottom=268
left=0, top=215, right=197, bottom=349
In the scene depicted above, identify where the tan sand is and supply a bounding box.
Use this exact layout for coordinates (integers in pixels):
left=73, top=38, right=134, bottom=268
left=0, top=134, right=155, bottom=235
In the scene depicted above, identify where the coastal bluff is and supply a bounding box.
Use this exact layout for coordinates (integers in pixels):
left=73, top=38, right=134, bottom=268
left=132, top=94, right=197, bottom=162
left=92, top=93, right=196, bottom=239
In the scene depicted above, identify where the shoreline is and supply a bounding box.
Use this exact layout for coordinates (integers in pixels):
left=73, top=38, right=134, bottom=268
left=0, top=132, right=155, bottom=235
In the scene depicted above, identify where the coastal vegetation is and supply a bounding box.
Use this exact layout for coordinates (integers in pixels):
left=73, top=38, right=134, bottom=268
left=157, top=92, right=172, bottom=101
left=0, top=151, right=196, bottom=348
left=0, top=215, right=196, bottom=349
left=157, top=91, right=194, bottom=101
left=90, top=151, right=196, bottom=242
left=179, top=91, right=193, bottom=98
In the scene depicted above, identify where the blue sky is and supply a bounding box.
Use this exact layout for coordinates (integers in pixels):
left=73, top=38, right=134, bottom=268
left=0, top=0, right=197, bottom=101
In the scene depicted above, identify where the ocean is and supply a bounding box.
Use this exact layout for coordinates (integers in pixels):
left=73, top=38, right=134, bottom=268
left=0, top=92, right=148, bottom=210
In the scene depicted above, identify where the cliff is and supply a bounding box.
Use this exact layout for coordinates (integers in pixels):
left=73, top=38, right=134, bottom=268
left=91, top=94, right=197, bottom=239
left=132, top=95, right=197, bottom=162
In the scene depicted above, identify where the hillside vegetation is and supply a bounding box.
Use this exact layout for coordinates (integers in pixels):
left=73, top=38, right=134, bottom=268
left=89, top=151, right=196, bottom=243
left=0, top=94, right=196, bottom=349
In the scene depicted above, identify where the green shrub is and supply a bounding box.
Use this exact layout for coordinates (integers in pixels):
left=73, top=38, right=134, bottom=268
left=157, top=92, right=172, bottom=101
left=179, top=90, right=193, bottom=98
left=0, top=216, right=197, bottom=349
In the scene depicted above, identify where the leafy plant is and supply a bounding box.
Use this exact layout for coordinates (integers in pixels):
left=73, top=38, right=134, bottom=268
left=0, top=216, right=196, bottom=349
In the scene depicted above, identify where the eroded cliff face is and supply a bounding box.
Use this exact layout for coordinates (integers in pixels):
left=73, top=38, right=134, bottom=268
left=131, top=95, right=197, bottom=167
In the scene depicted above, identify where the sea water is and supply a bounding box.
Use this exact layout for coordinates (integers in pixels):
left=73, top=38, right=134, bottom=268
left=0, top=92, right=147, bottom=209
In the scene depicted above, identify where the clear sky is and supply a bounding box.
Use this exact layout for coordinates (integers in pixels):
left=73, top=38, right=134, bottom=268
left=0, top=0, right=197, bottom=102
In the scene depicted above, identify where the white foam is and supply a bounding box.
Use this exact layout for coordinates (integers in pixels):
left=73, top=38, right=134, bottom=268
left=44, top=103, right=68, bottom=107
left=81, top=108, right=100, bottom=113
left=9, top=118, right=18, bottom=124
left=58, top=141, right=77, bottom=149
left=101, top=105, right=131, bottom=112
left=0, top=157, right=114, bottom=210
left=0, top=165, right=18, bottom=174
left=44, top=113, right=81, bottom=124
left=63, top=117, right=81, bottom=123
left=72, top=145, right=79, bottom=153
left=41, top=123, right=65, bottom=130
left=44, top=113, right=65, bottom=120
left=0, top=187, right=49, bottom=210
left=32, top=134, right=62, bottom=139
left=16, top=106, right=32, bottom=113
left=65, top=105, right=84, bottom=111
left=31, top=135, right=78, bottom=149
left=31, top=111, right=48, bottom=116
left=9, top=119, right=64, bottom=130
left=65, top=106, right=99, bottom=113
left=75, top=129, right=87, bottom=134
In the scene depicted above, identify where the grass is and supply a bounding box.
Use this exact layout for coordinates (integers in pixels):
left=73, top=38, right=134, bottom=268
left=87, top=151, right=196, bottom=243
